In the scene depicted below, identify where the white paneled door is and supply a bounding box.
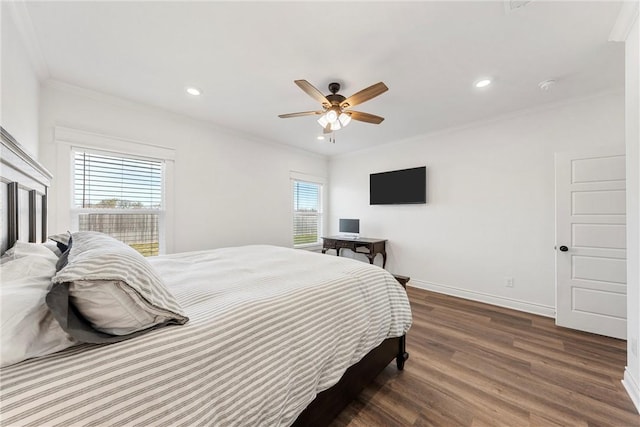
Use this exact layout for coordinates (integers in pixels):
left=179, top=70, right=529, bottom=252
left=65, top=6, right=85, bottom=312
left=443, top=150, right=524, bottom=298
left=555, top=150, right=626, bottom=339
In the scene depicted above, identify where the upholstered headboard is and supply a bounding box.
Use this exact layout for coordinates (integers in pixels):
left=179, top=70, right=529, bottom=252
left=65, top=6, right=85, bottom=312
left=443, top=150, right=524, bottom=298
left=0, top=127, right=52, bottom=255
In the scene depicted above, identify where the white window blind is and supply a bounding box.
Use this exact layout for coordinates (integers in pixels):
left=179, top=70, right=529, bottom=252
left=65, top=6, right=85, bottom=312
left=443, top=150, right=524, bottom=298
left=293, top=180, right=322, bottom=247
left=72, top=150, right=164, bottom=256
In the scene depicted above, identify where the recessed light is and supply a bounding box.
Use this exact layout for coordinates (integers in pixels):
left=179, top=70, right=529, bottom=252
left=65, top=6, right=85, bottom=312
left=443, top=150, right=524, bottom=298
left=538, top=79, right=556, bottom=91
left=317, top=135, right=325, bottom=141
left=475, top=79, right=492, bottom=88
left=186, top=87, right=202, bottom=96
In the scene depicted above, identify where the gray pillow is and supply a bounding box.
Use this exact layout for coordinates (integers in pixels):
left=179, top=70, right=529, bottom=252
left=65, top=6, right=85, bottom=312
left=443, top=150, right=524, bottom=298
left=48, top=232, right=71, bottom=252
left=55, top=235, right=72, bottom=272
left=46, top=231, right=188, bottom=343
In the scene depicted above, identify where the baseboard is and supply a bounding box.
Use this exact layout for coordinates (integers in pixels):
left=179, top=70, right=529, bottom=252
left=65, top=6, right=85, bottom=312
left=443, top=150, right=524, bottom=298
left=409, top=279, right=556, bottom=318
left=623, top=368, right=640, bottom=413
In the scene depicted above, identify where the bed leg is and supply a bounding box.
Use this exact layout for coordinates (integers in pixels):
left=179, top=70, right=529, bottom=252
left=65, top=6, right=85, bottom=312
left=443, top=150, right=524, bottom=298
left=396, top=335, right=409, bottom=370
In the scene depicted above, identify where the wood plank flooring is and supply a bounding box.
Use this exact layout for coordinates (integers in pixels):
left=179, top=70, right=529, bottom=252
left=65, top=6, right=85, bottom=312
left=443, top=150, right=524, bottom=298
left=331, top=287, right=640, bottom=427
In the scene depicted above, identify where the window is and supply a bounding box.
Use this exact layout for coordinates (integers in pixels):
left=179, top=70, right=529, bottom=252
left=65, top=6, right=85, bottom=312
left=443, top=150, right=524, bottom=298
left=292, top=179, right=323, bottom=247
left=72, top=149, right=165, bottom=256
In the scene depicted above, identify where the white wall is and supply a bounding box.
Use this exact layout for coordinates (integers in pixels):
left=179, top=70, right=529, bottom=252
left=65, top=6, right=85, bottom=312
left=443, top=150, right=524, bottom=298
left=38, top=82, right=328, bottom=254
left=329, top=92, right=624, bottom=316
left=1, top=4, right=40, bottom=157
left=622, top=7, right=640, bottom=413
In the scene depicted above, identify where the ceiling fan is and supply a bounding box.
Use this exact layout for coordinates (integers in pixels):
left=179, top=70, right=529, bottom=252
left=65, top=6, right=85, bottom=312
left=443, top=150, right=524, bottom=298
left=278, top=80, right=388, bottom=134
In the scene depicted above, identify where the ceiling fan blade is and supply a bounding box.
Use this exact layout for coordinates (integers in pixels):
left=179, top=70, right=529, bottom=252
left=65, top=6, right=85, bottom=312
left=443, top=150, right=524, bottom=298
left=295, top=80, right=332, bottom=107
left=323, top=124, right=332, bottom=134
left=340, top=82, right=388, bottom=108
left=347, top=111, right=385, bottom=124
left=278, top=110, right=324, bottom=118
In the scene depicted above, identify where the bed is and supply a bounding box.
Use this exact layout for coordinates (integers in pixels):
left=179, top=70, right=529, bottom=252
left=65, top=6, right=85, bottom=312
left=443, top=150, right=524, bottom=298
left=0, top=127, right=411, bottom=426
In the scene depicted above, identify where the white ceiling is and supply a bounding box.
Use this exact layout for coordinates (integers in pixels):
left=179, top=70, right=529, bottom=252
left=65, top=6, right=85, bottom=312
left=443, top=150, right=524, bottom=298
left=23, top=1, right=624, bottom=156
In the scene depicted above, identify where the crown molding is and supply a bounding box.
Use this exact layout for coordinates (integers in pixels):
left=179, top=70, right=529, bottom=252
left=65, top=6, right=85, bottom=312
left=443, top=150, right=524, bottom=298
left=6, top=1, right=49, bottom=80
left=609, top=1, right=639, bottom=42
left=332, top=88, right=624, bottom=160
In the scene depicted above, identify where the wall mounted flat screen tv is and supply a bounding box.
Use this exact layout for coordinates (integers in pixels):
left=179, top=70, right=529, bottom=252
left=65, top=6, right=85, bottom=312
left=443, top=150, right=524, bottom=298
left=370, top=166, right=426, bottom=205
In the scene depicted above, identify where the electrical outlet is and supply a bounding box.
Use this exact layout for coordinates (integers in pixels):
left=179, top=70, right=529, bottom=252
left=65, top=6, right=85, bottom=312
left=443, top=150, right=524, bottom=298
left=505, top=277, right=514, bottom=288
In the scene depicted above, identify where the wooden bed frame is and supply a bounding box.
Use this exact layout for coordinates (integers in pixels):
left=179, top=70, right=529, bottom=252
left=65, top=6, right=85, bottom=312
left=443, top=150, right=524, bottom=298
left=0, top=126, right=409, bottom=426
left=0, top=127, right=52, bottom=253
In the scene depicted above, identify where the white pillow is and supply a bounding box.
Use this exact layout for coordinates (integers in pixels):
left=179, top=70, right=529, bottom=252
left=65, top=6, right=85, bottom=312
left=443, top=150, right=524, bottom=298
left=1, top=241, right=59, bottom=265
left=0, top=253, right=76, bottom=367
left=43, top=240, right=63, bottom=257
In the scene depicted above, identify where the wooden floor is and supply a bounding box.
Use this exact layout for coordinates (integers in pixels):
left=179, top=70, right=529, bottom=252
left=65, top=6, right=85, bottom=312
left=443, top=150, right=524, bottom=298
left=331, top=287, right=640, bottom=427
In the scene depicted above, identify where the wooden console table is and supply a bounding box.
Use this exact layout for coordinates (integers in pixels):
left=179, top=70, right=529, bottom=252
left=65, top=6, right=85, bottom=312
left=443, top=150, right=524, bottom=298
left=321, top=236, right=388, bottom=268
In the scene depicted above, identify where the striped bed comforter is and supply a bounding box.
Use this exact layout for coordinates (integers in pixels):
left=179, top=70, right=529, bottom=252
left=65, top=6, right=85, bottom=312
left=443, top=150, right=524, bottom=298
left=0, top=245, right=412, bottom=426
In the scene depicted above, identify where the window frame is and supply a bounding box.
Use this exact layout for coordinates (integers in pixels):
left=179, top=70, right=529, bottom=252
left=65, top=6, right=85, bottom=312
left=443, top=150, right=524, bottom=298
left=70, top=147, right=167, bottom=255
left=55, top=127, right=175, bottom=254
left=291, top=172, right=326, bottom=250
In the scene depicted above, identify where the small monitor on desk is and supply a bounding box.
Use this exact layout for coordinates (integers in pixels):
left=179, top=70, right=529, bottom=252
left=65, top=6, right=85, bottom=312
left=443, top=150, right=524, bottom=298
left=339, top=218, right=360, bottom=238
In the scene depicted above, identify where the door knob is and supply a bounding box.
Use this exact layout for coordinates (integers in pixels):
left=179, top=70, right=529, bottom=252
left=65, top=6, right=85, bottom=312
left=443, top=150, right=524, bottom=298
left=559, top=246, right=568, bottom=252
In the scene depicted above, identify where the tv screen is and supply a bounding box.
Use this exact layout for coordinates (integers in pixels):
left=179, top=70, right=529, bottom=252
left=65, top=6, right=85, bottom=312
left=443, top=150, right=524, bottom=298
left=370, top=166, right=426, bottom=205
left=339, top=218, right=360, bottom=234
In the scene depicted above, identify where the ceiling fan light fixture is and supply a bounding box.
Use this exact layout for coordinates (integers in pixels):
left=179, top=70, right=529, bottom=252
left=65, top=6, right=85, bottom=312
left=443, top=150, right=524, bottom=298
left=318, top=110, right=351, bottom=131
left=325, top=109, right=339, bottom=123
left=317, top=115, right=329, bottom=128
left=338, top=112, right=351, bottom=127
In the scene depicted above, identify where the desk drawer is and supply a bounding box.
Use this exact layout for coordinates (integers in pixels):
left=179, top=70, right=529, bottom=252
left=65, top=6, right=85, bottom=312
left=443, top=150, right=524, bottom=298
left=322, top=239, right=337, bottom=249
left=335, top=240, right=354, bottom=249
